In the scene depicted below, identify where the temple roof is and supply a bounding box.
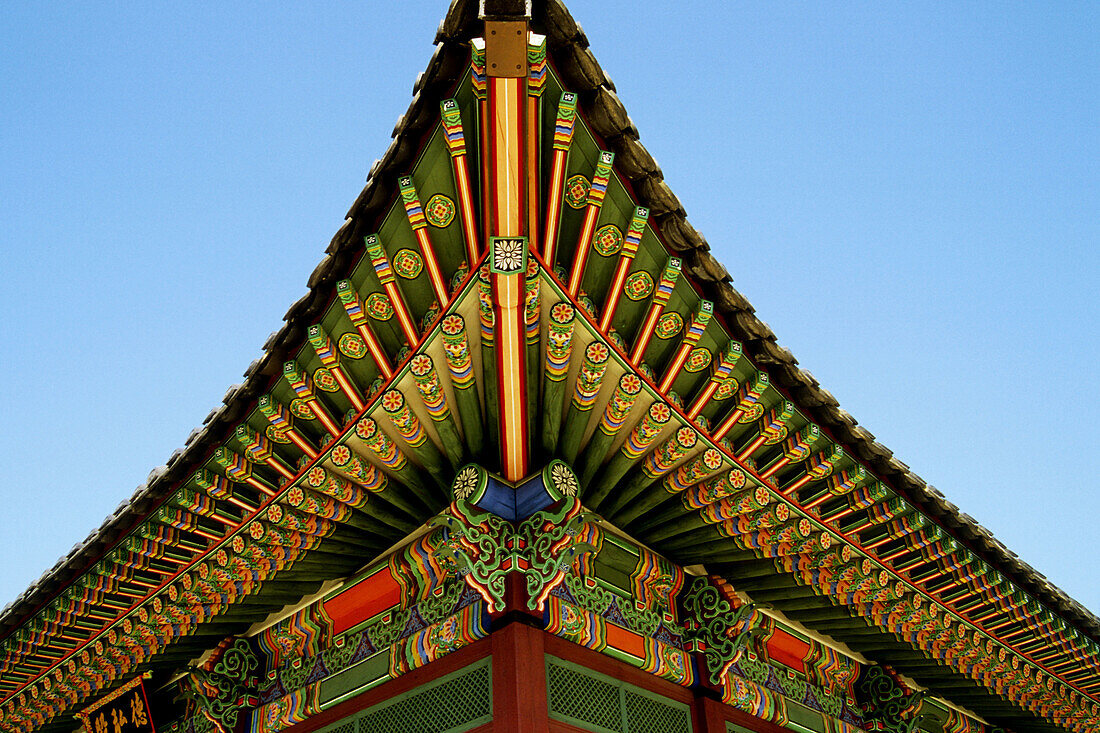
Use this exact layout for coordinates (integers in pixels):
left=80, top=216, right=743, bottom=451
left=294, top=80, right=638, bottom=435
left=4, top=0, right=1094, bottom=645
left=2, top=2, right=1097, bottom=732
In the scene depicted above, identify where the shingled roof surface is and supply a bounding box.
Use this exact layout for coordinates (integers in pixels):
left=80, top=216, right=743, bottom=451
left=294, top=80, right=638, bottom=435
left=3, top=0, right=1096, bottom=656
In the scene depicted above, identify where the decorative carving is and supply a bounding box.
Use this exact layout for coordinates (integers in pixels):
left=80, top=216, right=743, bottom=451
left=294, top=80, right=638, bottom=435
left=516, top=499, right=597, bottom=611
left=428, top=492, right=598, bottom=614
left=430, top=501, right=514, bottom=612
left=682, top=577, right=765, bottom=685
left=177, top=639, right=259, bottom=730
left=855, top=664, right=928, bottom=733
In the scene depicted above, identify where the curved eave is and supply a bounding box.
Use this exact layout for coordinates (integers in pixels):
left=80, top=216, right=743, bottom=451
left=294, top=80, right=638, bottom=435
left=4, top=0, right=1093, bottom=650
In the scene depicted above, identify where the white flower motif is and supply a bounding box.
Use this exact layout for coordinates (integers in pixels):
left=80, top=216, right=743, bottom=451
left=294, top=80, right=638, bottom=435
left=453, top=466, right=481, bottom=501
left=550, top=463, right=578, bottom=498
left=493, top=237, right=525, bottom=273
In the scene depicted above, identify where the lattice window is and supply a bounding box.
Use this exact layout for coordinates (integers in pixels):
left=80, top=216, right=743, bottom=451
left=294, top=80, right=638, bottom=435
left=623, top=689, right=691, bottom=733
left=546, top=656, right=692, bottom=733
left=317, top=659, right=491, bottom=733
left=547, top=661, right=623, bottom=732
left=329, top=722, right=354, bottom=733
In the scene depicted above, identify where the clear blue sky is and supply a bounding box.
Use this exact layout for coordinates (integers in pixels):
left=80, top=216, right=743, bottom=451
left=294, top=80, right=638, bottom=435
left=1, top=2, right=1097, bottom=620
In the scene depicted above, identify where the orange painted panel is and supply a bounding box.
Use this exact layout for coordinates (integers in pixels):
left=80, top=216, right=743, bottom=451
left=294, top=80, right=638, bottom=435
left=766, top=628, right=810, bottom=673
left=605, top=622, right=645, bottom=659
left=323, top=567, right=402, bottom=634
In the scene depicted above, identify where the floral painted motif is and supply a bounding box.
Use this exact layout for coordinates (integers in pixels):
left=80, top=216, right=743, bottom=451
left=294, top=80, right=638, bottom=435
left=592, top=224, right=623, bottom=256
left=313, top=368, right=339, bottom=392
left=380, top=390, right=405, bottom=413
left=624, top=271, right=654, bottom=301
left=266, top=425, right=291, bottom=444
left=551, top=302, right=574, bottom=321
left=337, top=333, right=367, bottom=360
left=655, top=312, right=684, bottom=339
left=365, top=292, right=393, bottom=321
left=549, top=463, right=578, bottom=497
left=289, top=399, right=315, bottom=420
left=452, top=466, right=481, bottom=501
left=685, top=347, right=712, bottom=372
left=564, top=175, right=589, bottom=209
left=392, top=249, right=424, bottom=279
left=491, top=237, right=526, bottom=274
left=425, top=194, right=455, bottom=227
left=714, top=378, right=739, bottom=400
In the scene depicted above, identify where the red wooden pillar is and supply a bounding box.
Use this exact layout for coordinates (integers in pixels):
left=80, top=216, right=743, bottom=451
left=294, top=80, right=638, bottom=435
left=696, top=696, right=729, bottom=733
left=492, top=623, right=549, bottom=732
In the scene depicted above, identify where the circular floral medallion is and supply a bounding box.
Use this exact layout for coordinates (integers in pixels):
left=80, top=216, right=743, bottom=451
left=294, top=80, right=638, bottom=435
left=289, top=398, right=315, bottom=420
left=266, top=425, right=291, bottom=444
left=701, top=449, right=724, bottom=471
left=330, top=444, right=351, bottom=466
left=564, top=175, right=590, bottom=209
left=410, top=354, right=433, bottom=377
left=381, top=389, right=405, bottom=412
left=307, top=467, right=327, bottom=487
left=365, top=292, right=394, bottom=321
left=592, top=224, right=623, bottom=256
left=620, top=374, right=642, bottom=396
left=354, top=416, right=376, bottom=441
left=441, top=314, right=464, bottom=335
left=624, top=271, right=654, bottom=301
left=393, top=248, right=423, bottom=279
left=425, top=194, right=455, bottom=227
left=685, top=347, right=712, bottom=372
left=338, top=332, right=367, bottom=359
left=550, top=302, right=575, bottom=322
left=585, top=341, right=609, bottom=363
left=287, top=486, right=304, bottom=506
left=655, top=312, right=683, bottom=339
left=313, top=367, right=339, bottom=392
left=549, top=462, right=578, bottom=497
left=231, top=535, right=246, bottom=553
left=452, top=465, right=481, bottom=501
left=649, top=402, right=672, bottom=423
